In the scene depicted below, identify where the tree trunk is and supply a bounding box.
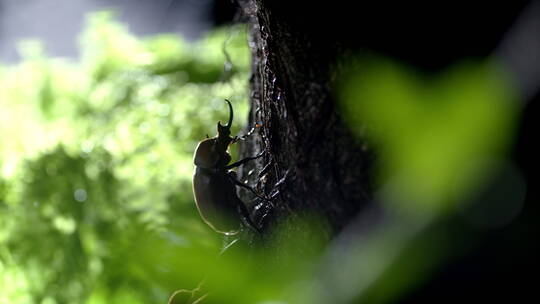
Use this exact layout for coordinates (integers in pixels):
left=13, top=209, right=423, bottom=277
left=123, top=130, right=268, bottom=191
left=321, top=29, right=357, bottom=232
left=234, top=0, right=530, bottom=241
left=235, top=1, right=375, bottom=243
left=224, top=1, right=537, bottom=302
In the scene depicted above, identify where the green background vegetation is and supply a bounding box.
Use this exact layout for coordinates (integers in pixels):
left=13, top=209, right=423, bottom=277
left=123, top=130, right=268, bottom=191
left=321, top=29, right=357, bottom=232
left=0, top=13, right=250, bottom=304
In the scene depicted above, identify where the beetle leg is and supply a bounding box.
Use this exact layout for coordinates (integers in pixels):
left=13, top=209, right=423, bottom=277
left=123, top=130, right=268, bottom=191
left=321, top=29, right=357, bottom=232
left=225, top=171, right=265, bottom=233
left=224, top=150, right=266, bottom=170
left=235, top=197, right=261, bottom=233
left=257, top=158, right=274, bottom=179
left=227, top=171, right=269, bottom=201
left=231, top=122, right=262, bottom=144
left=264, top=169, right=290, bottom=200
left=231, top=130, right=250, bottom=144
left=274, top=168, right=290, bottom=188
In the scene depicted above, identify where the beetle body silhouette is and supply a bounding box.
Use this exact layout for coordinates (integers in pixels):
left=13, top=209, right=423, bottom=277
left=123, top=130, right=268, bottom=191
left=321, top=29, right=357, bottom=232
left=192, top=100, right=257, bottom=235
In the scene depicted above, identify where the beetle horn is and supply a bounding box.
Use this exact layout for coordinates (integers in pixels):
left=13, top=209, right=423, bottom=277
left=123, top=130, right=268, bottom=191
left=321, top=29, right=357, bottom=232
left=224, top=99, right=233, bottom=128
left=218, top=99, right=234, bottom=130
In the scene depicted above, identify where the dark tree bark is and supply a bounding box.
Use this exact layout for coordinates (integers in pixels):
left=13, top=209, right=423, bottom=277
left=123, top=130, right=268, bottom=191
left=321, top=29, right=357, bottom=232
left=226, top=1, right=540, bottom=302
left=233, top=0, right=530, bottom=240
left=235, top=1, right=375, bottom=242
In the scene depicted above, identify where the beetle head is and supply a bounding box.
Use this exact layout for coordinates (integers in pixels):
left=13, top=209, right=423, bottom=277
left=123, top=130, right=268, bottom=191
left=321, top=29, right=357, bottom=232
left=194, top=100, right=235, bottom=169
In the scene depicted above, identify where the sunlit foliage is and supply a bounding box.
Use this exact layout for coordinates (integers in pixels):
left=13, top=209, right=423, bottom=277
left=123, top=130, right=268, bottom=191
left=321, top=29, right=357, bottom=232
left=0, top=12, right=249, bottom=304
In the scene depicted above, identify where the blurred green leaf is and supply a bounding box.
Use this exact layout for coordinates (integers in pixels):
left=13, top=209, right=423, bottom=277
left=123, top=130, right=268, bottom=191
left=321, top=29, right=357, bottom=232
left=339, top=55, right=519, bottom=215
left=333, top=55, right=522, bottom=304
